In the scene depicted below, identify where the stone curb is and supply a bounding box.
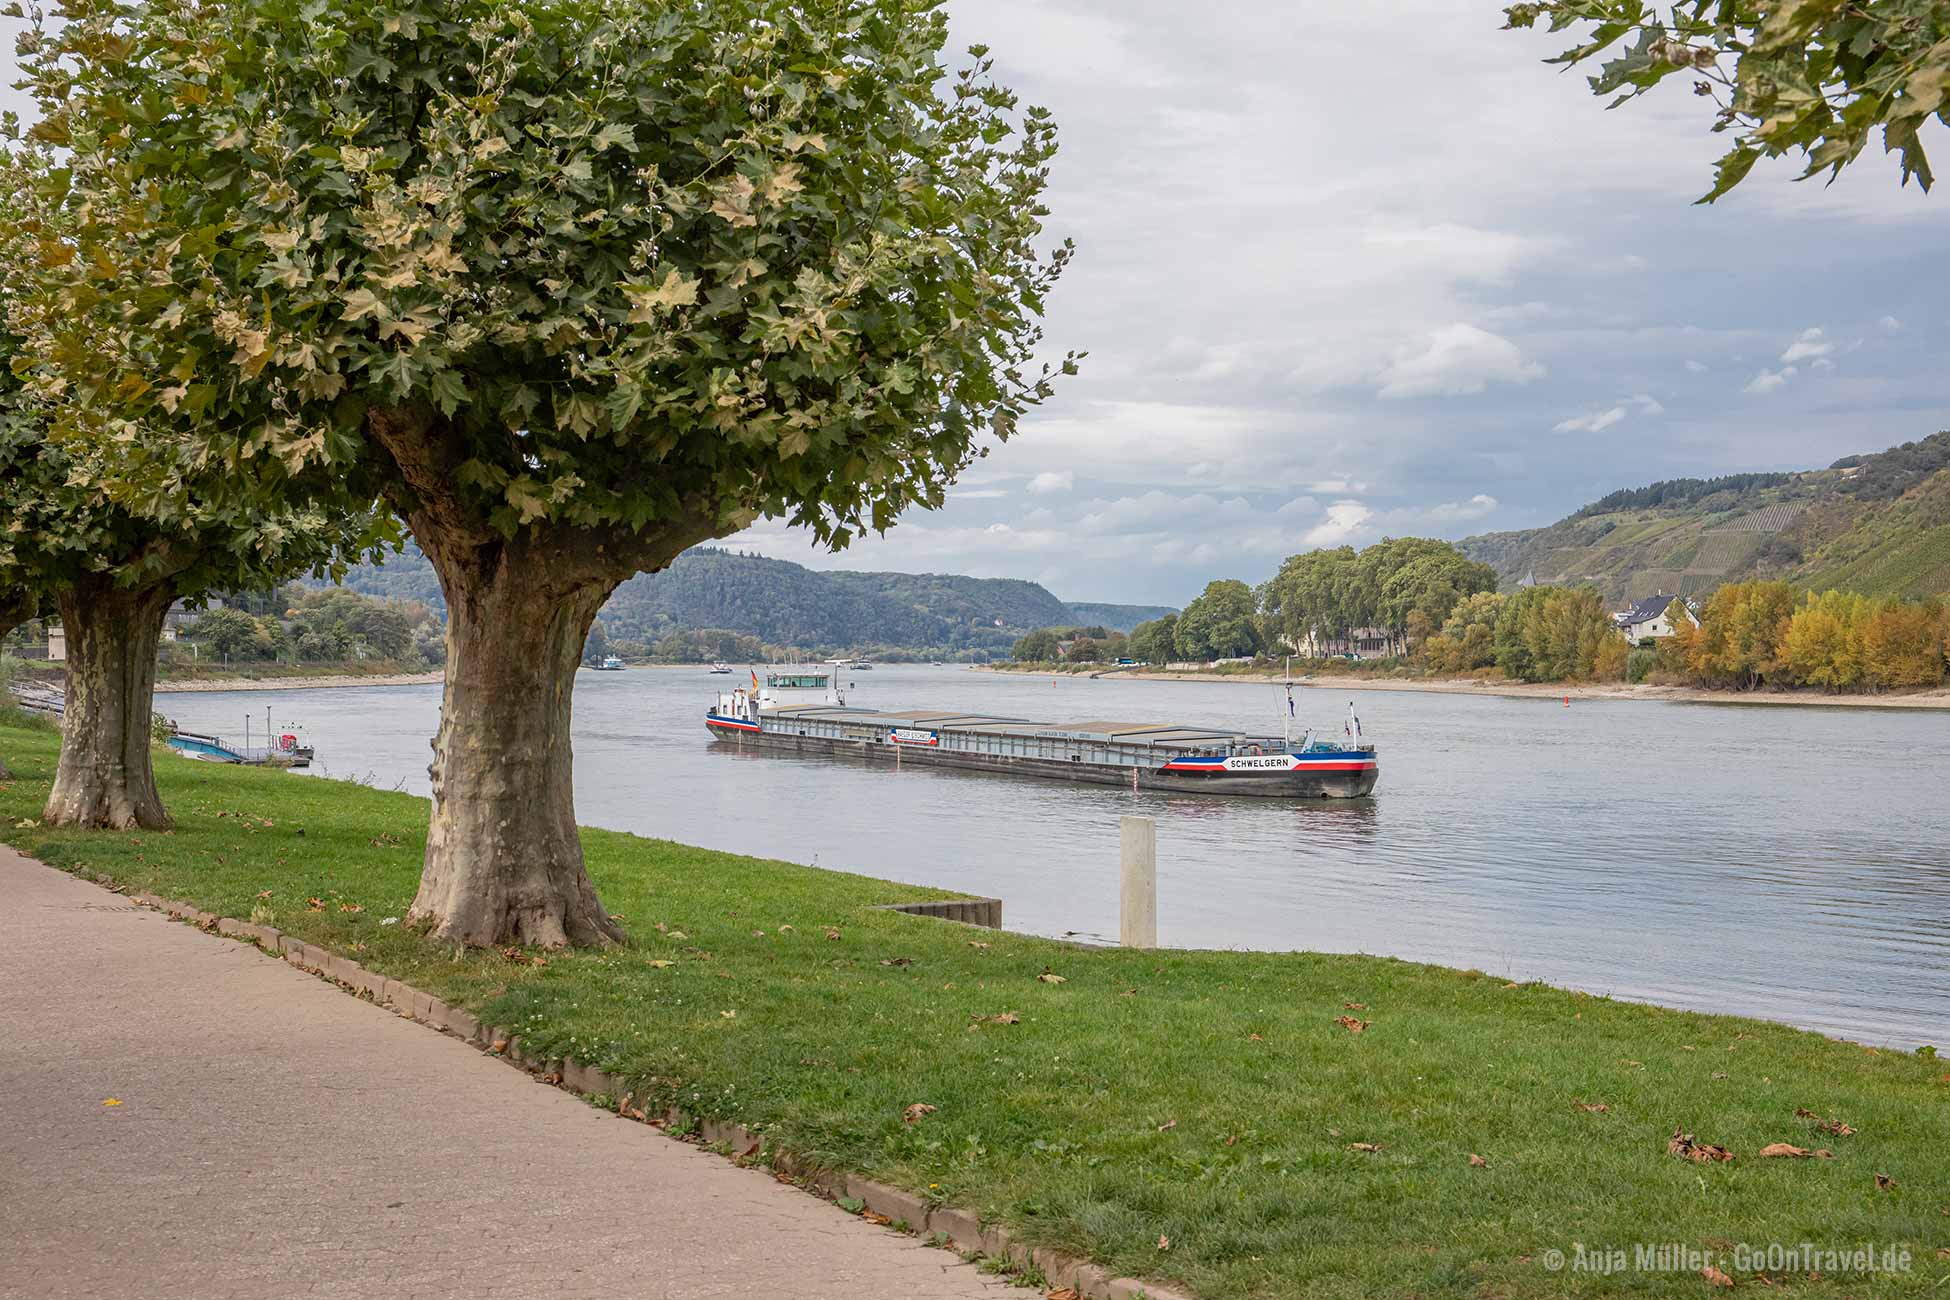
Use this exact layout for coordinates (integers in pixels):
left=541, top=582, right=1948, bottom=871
left=116, top=884, right=1195, bottom=1300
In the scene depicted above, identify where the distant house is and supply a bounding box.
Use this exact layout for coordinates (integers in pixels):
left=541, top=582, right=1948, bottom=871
left=46, top=624, right=65, bottom=662
left=1293, top=626, right=1393, bottom=659
left=1616, top=594, right=1690, bottom=644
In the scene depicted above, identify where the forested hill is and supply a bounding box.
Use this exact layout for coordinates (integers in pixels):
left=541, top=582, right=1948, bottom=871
left=328, top=547, right=1174, bottom=655
left=1459, top=432, right=1950, bottom=603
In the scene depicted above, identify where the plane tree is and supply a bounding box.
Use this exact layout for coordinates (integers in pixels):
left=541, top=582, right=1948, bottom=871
left=12, top=0, right=1075, bottom=945
left=0, top=354, right=382, bottom=828
left=1503, top=0, right=1950, bottom=198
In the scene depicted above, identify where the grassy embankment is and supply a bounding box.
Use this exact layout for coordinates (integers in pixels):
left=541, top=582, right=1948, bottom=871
left=1, top=717, right=1945, bottom=1298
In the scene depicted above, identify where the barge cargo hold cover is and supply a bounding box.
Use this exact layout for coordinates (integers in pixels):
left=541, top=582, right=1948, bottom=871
left=704, top=692, right=1378, bottom=799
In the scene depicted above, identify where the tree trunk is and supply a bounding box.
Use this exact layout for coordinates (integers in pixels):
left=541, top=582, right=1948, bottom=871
left=43, top=578, right=172, bottom=830
left=407, top=541, right=621, bottom=948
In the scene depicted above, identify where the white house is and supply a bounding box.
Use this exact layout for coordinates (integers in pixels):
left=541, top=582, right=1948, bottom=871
left=1616, top=593, right=1691, bottom=644
left=46, top=624, right=65, bottom=662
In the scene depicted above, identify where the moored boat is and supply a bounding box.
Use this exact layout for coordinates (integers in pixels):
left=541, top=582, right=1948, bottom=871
left=704, top=681, right=1376, bottom=799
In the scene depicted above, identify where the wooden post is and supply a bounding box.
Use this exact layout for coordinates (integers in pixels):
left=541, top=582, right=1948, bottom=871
left=1120, top=815, right=1157, bottom=949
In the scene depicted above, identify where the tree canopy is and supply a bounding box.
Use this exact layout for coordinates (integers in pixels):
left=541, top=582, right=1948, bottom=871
left=12, top=0, right=1075, bottom=555
left=1505, top=0, right=1950, bottom=199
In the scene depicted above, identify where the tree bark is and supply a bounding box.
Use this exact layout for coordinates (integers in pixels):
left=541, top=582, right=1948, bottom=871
left=43, top=577, right=172, bottom=830
left=406, top=538, right=622, bottom=948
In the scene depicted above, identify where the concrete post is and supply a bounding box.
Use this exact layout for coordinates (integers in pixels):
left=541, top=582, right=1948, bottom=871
left=1120, top=815, right=1157, bottom=949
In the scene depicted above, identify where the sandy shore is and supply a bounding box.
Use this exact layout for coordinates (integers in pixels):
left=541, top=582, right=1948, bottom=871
left=977, top=665, right=1950, bottom=711
left=154, top=671, right=445, bottom=694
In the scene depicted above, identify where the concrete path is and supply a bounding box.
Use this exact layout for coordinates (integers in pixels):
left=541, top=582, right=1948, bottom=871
left=0, top=848, right=1033, bottom=1300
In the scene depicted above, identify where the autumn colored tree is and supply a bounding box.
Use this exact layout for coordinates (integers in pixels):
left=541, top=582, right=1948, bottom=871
left=1861, top=599, right=1945, bottom=688
left=1506, top=0, right=1950, bottom=199
left=12, top=0, right=1073, bottom=944
left=1681, top=581, right=1799, bottom=688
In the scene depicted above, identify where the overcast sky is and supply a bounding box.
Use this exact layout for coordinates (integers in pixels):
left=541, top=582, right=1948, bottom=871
left=9, top=4, right=1943, bottom=607
left=731, top=0, right=1949, bottom=605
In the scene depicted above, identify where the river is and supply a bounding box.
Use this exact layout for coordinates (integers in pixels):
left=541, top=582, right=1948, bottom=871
left=156, top=664, right=1950, bottom=1048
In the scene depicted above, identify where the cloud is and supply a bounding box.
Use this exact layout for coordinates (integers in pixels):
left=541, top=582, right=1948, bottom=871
left=1779, top=327, right=1834, bottom=364
left=1744, top=366, right=1797, bottom=395
left=1629, top=393, right=1666, bottom=416
left=1879, top=315, right=1903, bottom=332
left=1684, top=359, right=1709, bottom=373
left=1375, top=324, right=1544, bottom=399
left=1302, top=499, right=1374, bottom=546
left=1425, top=494, right=1500, bottom=522
left=1306, top=477, right=1368, bottom=494
left=954, top=488, right=1009, bottom=500
left=1553, top=406, right=1627, bottom=433
left=1026, top=470, right=1075, bottom=494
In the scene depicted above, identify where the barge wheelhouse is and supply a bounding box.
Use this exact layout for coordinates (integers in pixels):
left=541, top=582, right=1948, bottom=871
left=705, top=691, right=1377, bottom=799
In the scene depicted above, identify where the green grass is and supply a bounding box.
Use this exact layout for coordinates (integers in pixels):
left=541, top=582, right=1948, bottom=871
left=2, top=721, right=1946, bottom=1297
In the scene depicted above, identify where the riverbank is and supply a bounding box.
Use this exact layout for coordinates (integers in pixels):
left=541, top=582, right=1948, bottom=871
left=155, top=670, right=445, bottom=693
left=978, top=664, right=1950, bottom=710
left=0, top=720, right=1941, bottom=1298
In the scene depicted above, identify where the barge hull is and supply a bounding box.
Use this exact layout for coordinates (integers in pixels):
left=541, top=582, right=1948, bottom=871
left=707, top=725, right=1376, bottom=799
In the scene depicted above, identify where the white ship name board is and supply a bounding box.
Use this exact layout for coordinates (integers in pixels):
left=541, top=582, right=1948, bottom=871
left=889, top=728, right=940, bottom=746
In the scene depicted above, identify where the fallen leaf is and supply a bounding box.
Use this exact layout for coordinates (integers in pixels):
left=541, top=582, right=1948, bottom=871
left=1937, top=1247, right=1950, bottom=1260
left=825, top=928, right=842, bottom=940
left=255, top=890, right=272, bottom=900
left=1037, top=968, right=1067, bottom=983
left=655, top=921, right=668, bottom=933
left=1047, top=1289, right=1080, bottom=1300
left=751, top=929, right=765, bottom=937
left=338, top=903, right=364, bottom=914
left=1758, top=1143, right=1812, bottom=1158
left=1711, top=1072, right=1728, bottom=1080
left=1667, top=1128, right=1733, bottom=1163
left=1333, top=1015, right=1369, bottom=1033
left=777, top=924, right=794, bottom=933
left=1469, top=1153, right=1487, bottom=1168
left=306, top=897, right=325, bottom=912
left=903, top=1102, right=937, bottom=1124
left=1223, top=1134, right=1237, bottom=1147
left=1157, top=1235, right=1170, bottom=1251
left=1874, top=1172, right=1897, bottom=1190
left=862, top=1210, right=892, bottom=1226
left=720, top=1010, right=736, bottom=1019
left=101, top=1098, right=122, bottom=1107
left=1157, top=1119, right=1177, bottom=1132
left=1702, top=1264, right=1734, bottom=1288
left=1343, top=1002, right=1368, bottom=1010
left=668, top=930, right=688, bottom=941
left=647, top=959, right=674, bottom=969
left=1247, top=1032, right=1264, bottom=1042
left=1573, top=1099, right=1610, bottom=1114
left=489, top=1039, right=508, bottom=1053
left=880, top=957, right=914, bottom=968
left=969, top=941, right=990, bottom=950
left=1347, top=1141, right=1385, bottom=1153
left=1794, top=1107, right=1856, bottom=1137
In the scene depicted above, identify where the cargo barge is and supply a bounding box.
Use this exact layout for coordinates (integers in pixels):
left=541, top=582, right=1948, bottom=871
left=704, top=682, right=1376, bottom=799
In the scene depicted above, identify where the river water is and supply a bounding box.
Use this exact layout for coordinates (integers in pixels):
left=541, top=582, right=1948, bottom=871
left=157, top=665, right=1950, bottom=1048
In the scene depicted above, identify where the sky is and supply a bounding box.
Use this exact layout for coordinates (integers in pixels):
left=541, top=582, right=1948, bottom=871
left=728, top=0, right=1950, bottom=605
left=7, top=4, right=1944, bottom=608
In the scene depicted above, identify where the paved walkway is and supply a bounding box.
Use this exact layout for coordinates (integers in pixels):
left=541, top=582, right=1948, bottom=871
left=0, top=848, right=1033, bottom=1300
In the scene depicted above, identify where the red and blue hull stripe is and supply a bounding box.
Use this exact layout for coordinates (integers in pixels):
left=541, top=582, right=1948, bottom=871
left=705, top=712, right=762, bottom=734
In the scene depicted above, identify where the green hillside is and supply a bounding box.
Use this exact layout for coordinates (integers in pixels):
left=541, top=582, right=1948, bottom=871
left=1460, top=432, right=1950, bottom=603
left=328, top=546, right=1170, bottom=656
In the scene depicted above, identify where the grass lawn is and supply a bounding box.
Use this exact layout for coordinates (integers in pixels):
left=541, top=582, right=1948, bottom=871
left=2, top=716, right=1945, bottom=1297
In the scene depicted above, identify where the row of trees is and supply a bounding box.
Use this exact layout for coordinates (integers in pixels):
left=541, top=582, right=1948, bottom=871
left=1664, top=583, right=1950, bottom=692
left=1034, top=542, right=1497, bottom=668
left=0, top=0, right=1074, bottom=947
left=181, top=589, right=443, bottom=668
left=1420, top=587, right=1629, bottom=683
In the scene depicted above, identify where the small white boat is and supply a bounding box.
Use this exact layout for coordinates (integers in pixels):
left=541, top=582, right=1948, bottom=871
left=593, top=655, right=625, bottom=671
left=708, top=663, right=733, bottom=674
